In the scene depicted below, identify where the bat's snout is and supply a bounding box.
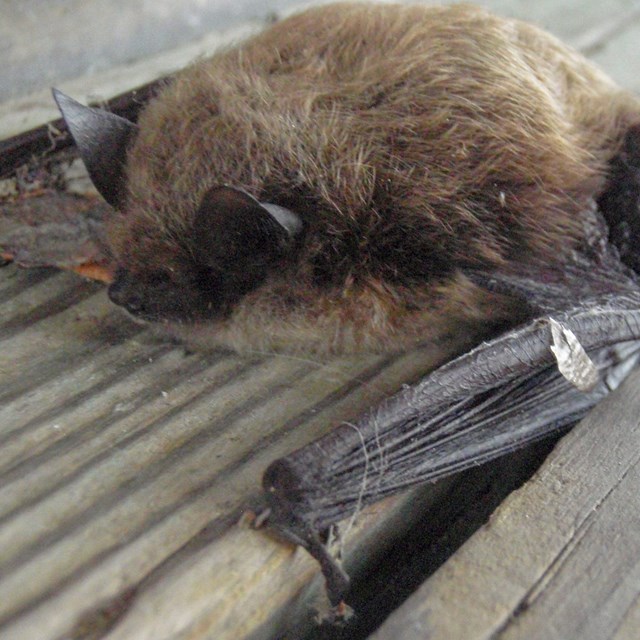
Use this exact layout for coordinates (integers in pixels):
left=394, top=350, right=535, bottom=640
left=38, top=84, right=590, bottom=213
left=107, top=273, right=145, bottom=315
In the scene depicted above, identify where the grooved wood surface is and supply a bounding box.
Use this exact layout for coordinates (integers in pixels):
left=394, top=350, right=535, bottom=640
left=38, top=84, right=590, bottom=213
left=0, top=265, right=460, bottom=640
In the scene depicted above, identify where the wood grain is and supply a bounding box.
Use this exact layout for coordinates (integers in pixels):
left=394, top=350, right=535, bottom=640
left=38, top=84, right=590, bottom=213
left=0, top=266, right=460, bottom=640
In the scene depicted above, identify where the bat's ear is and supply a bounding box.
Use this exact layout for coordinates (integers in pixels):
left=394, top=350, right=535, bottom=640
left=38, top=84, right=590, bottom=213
left=52, top=88, right=137, bottom=209
left=192, top=186, right=303, bottom=270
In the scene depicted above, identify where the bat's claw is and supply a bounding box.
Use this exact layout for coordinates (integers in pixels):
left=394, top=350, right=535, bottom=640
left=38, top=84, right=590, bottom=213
left=252, top=496, right=352, bottom=608
left=315, top=599, right=355, bottom=626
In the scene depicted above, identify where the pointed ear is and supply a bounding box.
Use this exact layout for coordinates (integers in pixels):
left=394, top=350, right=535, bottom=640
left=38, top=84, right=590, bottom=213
left=192, top=186, right=303, bottom=269
left=52, top=88, right=137, bottom=209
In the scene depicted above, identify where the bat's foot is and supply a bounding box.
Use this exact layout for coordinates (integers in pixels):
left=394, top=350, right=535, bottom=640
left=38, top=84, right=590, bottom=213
left=251, top=502, right=351, bottom=609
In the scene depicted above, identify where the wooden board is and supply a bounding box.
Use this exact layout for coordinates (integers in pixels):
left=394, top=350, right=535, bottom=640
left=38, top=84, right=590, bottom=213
left=371, top=366, right=640, bottom=640
left=0, top=264, right=466, bottom=640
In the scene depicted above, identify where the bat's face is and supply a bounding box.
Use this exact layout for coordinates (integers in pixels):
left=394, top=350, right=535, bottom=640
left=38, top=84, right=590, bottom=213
left=53, top=91, right=323, bottom=352
left=105, top=185, right=302, bottom=326
left=52, top=78, right=508, bottom=357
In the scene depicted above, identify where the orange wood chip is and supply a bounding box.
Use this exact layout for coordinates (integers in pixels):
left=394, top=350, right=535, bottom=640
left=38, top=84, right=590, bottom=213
left=67, top=262, right=113, bottom=283
left=1, top=252, right=113, bottom=283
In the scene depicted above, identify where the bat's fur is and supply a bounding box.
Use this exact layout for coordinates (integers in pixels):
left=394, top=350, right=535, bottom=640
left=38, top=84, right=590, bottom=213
left=104, top=2, right=640, bottom=354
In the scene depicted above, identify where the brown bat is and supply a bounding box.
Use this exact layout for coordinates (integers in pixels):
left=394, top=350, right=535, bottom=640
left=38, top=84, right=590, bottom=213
left=53, top=2, right=640, bottom=613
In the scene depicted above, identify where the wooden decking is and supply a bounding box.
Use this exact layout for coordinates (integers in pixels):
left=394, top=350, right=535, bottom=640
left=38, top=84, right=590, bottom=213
left=2, top=2, right=640, bottom=639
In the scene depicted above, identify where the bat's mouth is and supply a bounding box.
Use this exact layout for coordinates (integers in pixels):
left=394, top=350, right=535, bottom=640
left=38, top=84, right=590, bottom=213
left=106, top=270, right=232, bottom=326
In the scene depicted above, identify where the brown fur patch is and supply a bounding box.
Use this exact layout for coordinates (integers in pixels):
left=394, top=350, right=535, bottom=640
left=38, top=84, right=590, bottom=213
left=105, top=2, right=640, bottom=354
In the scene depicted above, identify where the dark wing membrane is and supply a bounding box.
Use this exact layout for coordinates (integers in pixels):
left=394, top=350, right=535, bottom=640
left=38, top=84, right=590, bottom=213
left=264, top=303, right=640, bottom=531
left=262, top=302, right=640, bottom=607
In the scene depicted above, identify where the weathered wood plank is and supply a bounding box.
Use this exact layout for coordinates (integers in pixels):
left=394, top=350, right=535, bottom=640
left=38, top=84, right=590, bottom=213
left=0, top=21, right=262, bottom=139
left=589, top=13, right=640, bottom=92
left=370, top=366, right=640, bottom=640
left=0, top=262, right=463, bottom=640
left=613, top=595, right=640, bottom=640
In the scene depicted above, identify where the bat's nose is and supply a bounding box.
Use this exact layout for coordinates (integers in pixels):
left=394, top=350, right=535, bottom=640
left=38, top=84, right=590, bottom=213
left=108, top=275, right=144, bottom=314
